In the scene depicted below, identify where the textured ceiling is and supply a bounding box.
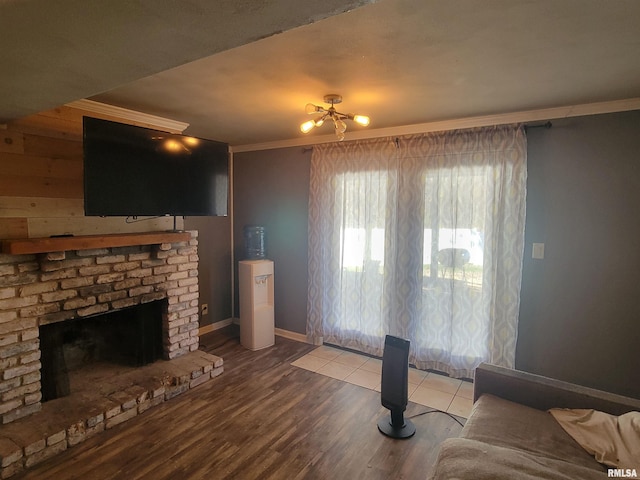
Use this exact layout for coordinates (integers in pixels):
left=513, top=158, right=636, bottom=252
left=0, top=0, right=373, bottom=121
left=3, top=0, right=640, bottom=147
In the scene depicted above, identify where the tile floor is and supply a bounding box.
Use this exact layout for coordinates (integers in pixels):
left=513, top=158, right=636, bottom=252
left=292, top=345, right=474, bottom=419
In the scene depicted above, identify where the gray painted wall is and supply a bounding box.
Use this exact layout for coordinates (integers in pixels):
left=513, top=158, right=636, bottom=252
left=517, top=110, right=640, bottom=399
left=232, top=147, right=311, bottom=333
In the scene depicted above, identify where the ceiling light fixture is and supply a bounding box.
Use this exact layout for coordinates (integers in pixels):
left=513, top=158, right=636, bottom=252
left=300, top=94, right=370, bottom=141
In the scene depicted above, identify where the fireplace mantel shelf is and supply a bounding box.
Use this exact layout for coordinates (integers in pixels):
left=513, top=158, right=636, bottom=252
left=1, top=231, right=191, bottom=255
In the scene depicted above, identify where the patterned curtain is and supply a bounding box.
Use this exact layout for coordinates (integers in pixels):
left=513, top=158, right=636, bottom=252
left=307, top=125, right=527, bottom=378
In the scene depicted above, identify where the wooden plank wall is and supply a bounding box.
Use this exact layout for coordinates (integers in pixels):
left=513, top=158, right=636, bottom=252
left=0, top=106, right=181, bottom=239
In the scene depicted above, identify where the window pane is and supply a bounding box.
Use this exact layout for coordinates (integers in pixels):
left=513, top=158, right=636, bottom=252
left=334, top=170, right=388, bottom=336
left=423, top=165, right=485, bottom=288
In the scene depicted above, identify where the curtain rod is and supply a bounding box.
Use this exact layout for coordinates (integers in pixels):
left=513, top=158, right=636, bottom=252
left=302, top=121, right=552, bottom=151
left=524, top=121, right=553, bottom=130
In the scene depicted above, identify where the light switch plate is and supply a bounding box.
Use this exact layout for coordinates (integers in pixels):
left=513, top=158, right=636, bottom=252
left=532, top=243, right=545, bottom=259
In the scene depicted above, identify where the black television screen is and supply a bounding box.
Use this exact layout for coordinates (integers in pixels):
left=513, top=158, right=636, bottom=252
left=83, top=117, right=229, bottom=217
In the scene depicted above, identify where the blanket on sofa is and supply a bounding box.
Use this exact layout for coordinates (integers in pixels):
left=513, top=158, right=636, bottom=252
left=549, top=408, right=640, bottom=469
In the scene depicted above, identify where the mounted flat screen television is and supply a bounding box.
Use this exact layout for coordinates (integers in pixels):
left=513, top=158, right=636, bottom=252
left=83, top=117, right=229, bottom=217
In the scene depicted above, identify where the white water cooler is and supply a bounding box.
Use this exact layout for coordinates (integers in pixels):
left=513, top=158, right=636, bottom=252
left=239, top=260, right=275, bottom=351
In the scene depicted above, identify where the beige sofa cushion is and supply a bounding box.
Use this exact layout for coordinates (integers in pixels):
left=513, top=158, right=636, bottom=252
left=429, top=437, right=608, bottom=480
left=461, top=394, right=604, bottom=471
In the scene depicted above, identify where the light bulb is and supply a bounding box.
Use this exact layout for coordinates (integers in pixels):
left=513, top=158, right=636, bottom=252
left=300, top=120, right=315, bottom=134
left=182, top=136, right=200, bottom=146
left=305, top=103, right=319, bottom=115
left=336, top=131, right=345, bottom=141
left=164, top=139, right=183, bottom=152
left=314, top=117, right=325, bottom=127
left=353, top=114, right=370, bottom=127
left=335, top=119, right=347, bottom=134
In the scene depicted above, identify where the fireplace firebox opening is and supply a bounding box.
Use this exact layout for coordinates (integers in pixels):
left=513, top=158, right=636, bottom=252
left=39, top=300, right=164, bottom=402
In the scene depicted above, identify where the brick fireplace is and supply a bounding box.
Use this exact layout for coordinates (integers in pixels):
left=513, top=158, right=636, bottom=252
left=0, top=230, right=225, bottom=477
left=0, top=230, right=203, bottom=425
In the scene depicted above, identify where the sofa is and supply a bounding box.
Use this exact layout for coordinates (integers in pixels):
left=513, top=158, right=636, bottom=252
left=428, top=363, right=640, bottom=480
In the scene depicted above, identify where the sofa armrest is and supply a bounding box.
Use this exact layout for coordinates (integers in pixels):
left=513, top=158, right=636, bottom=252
left=473, top=363, right=640, bottom=415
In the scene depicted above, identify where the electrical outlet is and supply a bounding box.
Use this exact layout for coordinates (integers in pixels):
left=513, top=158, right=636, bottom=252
left=532, top=243, right=545, bottom=260
left=201, top=304, right=209, bottom=315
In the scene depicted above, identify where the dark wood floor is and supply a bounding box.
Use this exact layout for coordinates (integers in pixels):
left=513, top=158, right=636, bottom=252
left=15, top=326, right=464, bottom=479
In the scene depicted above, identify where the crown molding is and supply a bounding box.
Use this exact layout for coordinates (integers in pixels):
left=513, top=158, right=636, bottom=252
left=231, top=97, right=640, bottom=153
left=65, top=99, right=189, bottom=133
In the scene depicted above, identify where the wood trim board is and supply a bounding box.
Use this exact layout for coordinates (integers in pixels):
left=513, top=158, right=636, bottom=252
left=1, top=231, right=191, bottom=255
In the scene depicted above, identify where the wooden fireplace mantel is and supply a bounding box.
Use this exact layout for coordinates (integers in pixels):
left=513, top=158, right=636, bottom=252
left=1, top=231, right=191, bottom=255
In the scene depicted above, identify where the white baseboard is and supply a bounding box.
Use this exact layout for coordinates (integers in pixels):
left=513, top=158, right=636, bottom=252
left=201, top=320, right=314, bottom=345
left=275, top=328, right=312, bottom=344
left=199, top=318, right=234, bottom=336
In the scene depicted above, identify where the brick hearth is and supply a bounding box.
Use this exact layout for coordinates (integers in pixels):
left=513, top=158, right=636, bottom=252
left=0, top=349, right=223, bottom=478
